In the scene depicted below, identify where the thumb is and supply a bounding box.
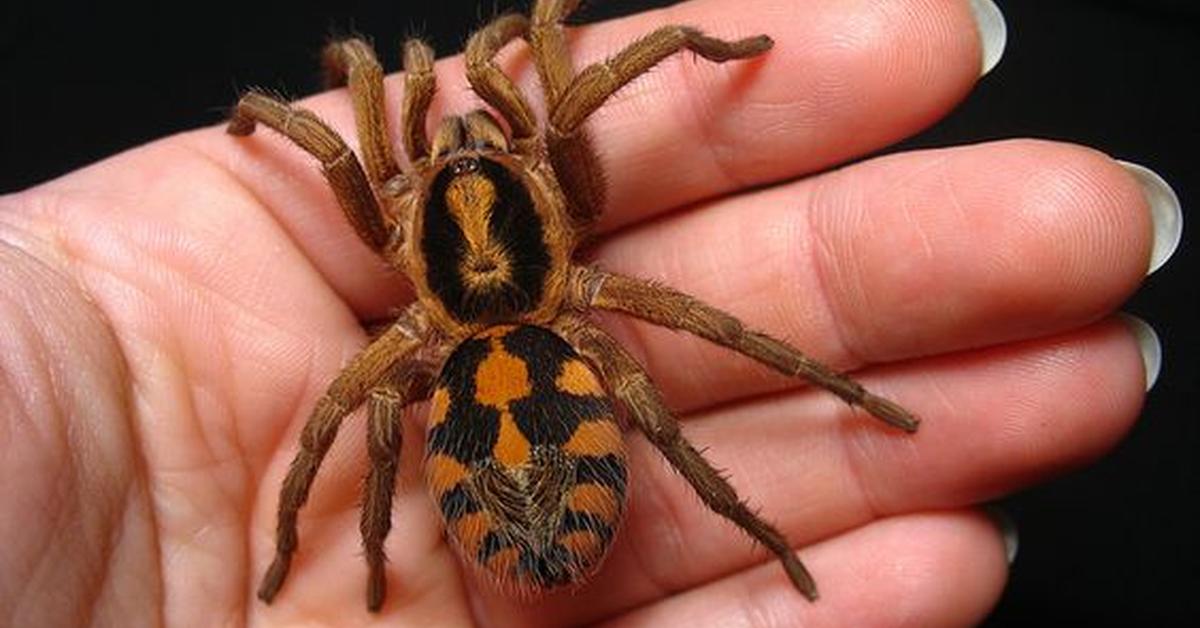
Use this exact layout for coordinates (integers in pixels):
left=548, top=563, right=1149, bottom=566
left=0, top=222, right=159, bottom=626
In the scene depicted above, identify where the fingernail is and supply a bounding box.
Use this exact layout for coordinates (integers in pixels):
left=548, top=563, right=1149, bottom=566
left=984, top=504, right=1019, bottom=565
left=969, top=0, right=1007, bottom=76
left=1119, top=314, right=1162, bottom=391
left=1117, top=161, right=1183, bottom=275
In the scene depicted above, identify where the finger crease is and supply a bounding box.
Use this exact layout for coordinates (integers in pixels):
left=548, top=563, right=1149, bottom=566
left=801, top=178, right=868, bottom=368
left=669, top=51, right=746, bottom=193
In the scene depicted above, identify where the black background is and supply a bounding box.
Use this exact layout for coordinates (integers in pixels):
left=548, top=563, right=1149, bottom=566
left=2, top=1, right=1196, bottom=625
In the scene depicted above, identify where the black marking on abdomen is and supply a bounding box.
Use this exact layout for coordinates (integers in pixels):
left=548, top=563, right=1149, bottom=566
left=475, top=521, right=601, bottom=590
left=517, top=544, right=574, bottom=588
left=439, top=484, right=481, bottom=522
left=558, top=510, right=614, bottom=542
left=478, top=530, right=509, bottom=563
left=575, top=454, right=628, bottom=495
left=427, top=337, right=501, bottom=464
left=502, top=326, right=612, bottom=446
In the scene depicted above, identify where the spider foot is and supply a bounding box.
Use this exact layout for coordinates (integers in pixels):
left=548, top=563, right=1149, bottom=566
left=683, top=29, right=774, bottom=62
left=367, top=562, right=387, bottom=612
left=226, top=115, right=257, bottom=136
left=861, top=393, right=921, bottom=433
left=780, top=551, right=820, bottom=601
left=257, top=552, right=292, bottom=603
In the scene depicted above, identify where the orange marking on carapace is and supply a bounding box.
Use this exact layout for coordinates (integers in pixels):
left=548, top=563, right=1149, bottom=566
left=563, top=419, right=623, bottom=457
left=478, top=325, right=516, bottom=339
left=567, top=483, right=620, bottom=520
left=425, top=453, right=470, bottom=497
left=473, top=342, right=532, bottom=408
left=558, top=530, right=604, bottom=563
left=453, top=511, right=493, bottom=555
left=494, top=412, right=532, bottom=467
left=555, top=359, right=604, bottom=396
left=444, top=172, right=497, bottom=251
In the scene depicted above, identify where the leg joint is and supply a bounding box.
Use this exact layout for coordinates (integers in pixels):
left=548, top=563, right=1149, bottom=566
left=300, top=399, right=348, bottom=452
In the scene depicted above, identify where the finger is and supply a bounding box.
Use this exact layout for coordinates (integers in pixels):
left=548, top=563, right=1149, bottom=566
left=184, top=0, right=988, bottom=317
left=0, top=236, right=163, bottom=626
left=568, top=0, right=987, bottom=230
left=473, top=318, right=1142, bottom=626
left=600, top=511, right=1007, bottom=628
left=591, top=139, right=1150, bottom=413
left=7, top=157, right=379, bottom=621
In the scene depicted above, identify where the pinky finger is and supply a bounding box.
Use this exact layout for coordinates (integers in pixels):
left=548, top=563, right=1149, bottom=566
left=598, top=510, right=1009, bottom=628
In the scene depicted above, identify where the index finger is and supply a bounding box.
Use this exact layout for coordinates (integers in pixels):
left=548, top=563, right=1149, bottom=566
left=184, top=0, right=994, bottom=317
left=558, top=0, right=993, bottom=230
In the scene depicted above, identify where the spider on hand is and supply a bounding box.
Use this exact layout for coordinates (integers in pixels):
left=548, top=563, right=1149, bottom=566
left=228, top=0, right=919, bottom=612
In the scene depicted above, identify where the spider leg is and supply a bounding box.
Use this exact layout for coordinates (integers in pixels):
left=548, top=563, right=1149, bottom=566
left=529, top=0, right=582, bottom=104
left=569, top=267, right=920, bottom=432
left=228, top=91, right=390, bottom=253
left=322, top=38, right=403, bottom=188
left=401, top=39, right=436, bottom=164
left=552, top=315, right=819, bottom=601
left=549, top=25, right=772, bottom=135
left=529, top=0, right=607, bottom=231
left=361, top=366, right=433, bottom=612
left=464, top=13, right=538, bottom=143
left=258, top=310, right=430, bottom=605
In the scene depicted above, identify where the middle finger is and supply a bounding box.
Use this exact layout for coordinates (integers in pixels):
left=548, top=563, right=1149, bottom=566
left=588, top=138, right=1150, bottom=414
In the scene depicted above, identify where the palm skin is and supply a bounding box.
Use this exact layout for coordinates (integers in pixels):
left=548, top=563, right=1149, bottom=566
left=0, top=1, right=1156, bottom=626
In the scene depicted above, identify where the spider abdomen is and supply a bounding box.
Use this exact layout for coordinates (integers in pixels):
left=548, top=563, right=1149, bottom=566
left=424, top=324, right=627, bottom=594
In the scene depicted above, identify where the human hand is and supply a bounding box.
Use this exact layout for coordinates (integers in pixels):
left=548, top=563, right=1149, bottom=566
left=0, top=0, right=1176, bottom=626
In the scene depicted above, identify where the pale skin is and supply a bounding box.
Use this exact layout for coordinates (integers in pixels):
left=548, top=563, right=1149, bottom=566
left=0, top=0, right=1155, bottom=626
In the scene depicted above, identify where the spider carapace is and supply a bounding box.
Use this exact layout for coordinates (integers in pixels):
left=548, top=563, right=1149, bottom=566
left=229, top=0, right=919, bottom=612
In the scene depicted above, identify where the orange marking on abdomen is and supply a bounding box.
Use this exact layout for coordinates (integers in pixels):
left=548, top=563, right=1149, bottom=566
left=567, top=483, right=621, bottom=521
left=425, top=453, right=471, bottom=497
left=555, top=359, right=605, bottom=396
left=563, top=419, right=624, bottom=457
left=486, top=547, right=521, bottom=577
left=428, top=386, right=451, bottom=427
left=474, top=343, right=532, bottom=408
left=493, top=411, right=532, bottom=467
left=453, top=511, right=493, bottom=556
left=558, top=530, right=605, bottom=564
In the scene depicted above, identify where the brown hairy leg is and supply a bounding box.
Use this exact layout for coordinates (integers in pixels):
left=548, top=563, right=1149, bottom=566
left=258, top=310, right=431, bottom=604
left=529, top=0, right=581, bottom=105
left=322, top=38, right=403, bottom=187
left=465, top=13, right=538, bottom=144
left=528, top=0, right=607, bottom=231
left=549, top=25, right=773, bottom=135
left=361, top=366, right=434, bottom=611
left=402, top=39, right=437, bottom=164
left=228, top=92, right=391, bottom=253
left=553, top=315, right=820, bottom=600
left=570, top=267, right=920, bottom=432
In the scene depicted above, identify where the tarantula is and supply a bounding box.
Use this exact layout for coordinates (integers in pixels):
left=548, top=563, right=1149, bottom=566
left=228, top=0, right=918, bottom=612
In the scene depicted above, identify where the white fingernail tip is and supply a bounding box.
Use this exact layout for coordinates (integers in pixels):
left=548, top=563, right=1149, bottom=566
left=984, top=505, right=1019, bottom=565
left=1118, top=161, right=1183, bottom=275
left=970, top=0, right=1007, bottom=76
left=1120, top=314, right=1162, bottom=391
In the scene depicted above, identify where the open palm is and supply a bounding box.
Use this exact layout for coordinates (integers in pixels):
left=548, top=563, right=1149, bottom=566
left=0, top=1, right=1159, bottom=626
